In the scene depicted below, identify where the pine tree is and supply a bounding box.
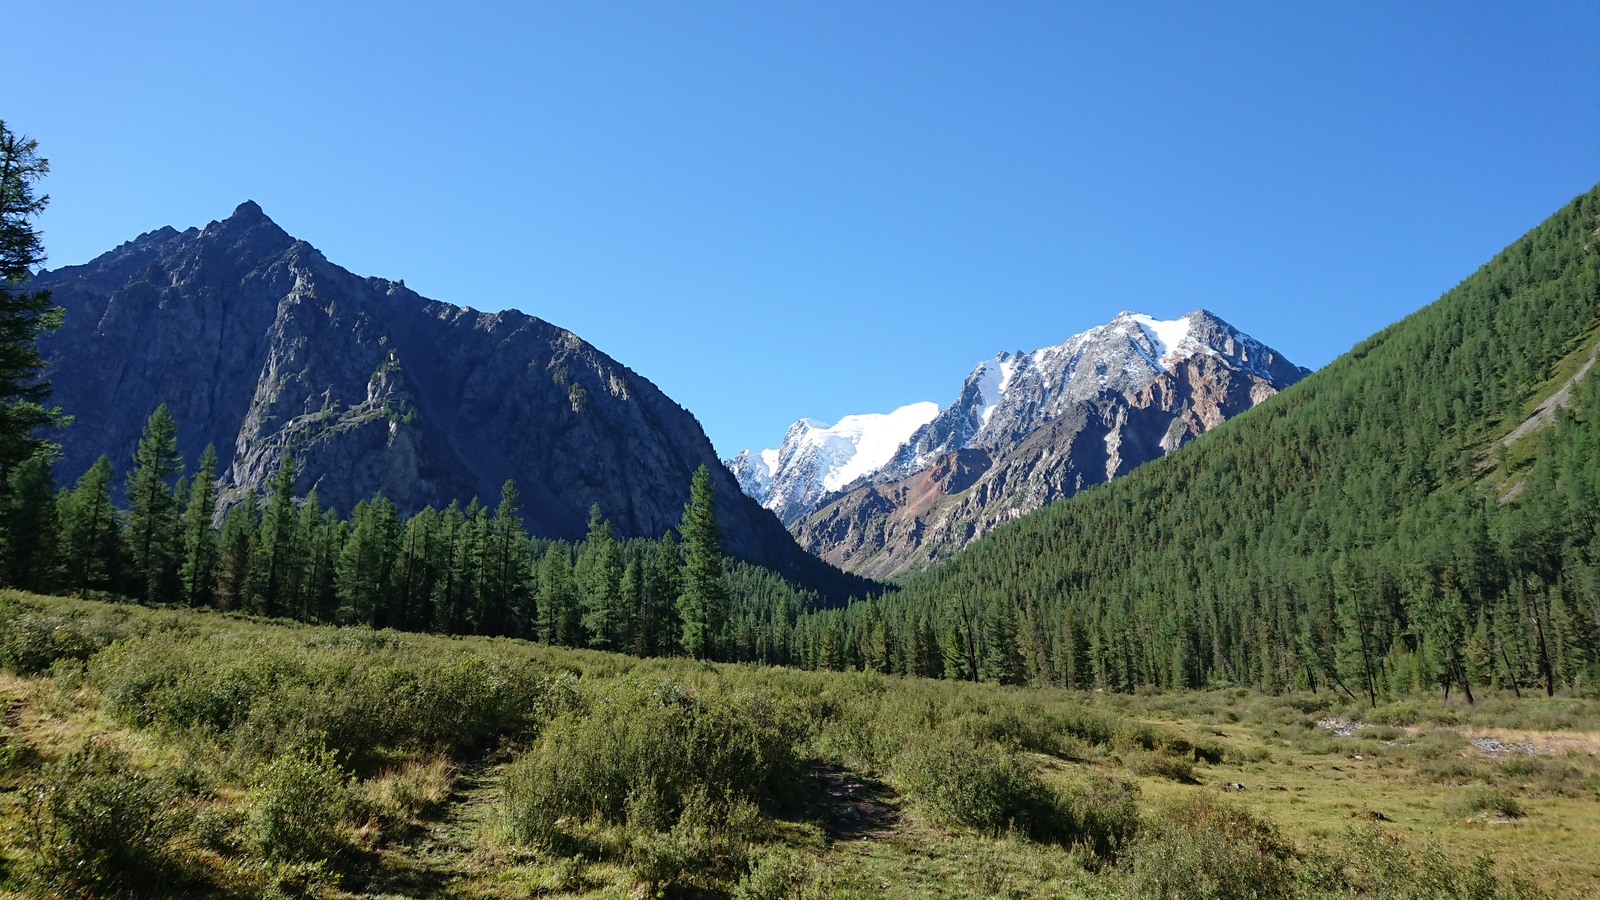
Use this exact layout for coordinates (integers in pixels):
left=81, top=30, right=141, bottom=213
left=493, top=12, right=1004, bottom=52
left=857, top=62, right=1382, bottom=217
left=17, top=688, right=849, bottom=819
left=0, top=448, right=57, bottom=591
left=479, top=481, right=531, bottom=637
left=298, top=496, right=342, bottom=622
left=676, top=466, right=728, bottom=660
left=252, top=455, right=299, bottom=617
left=621, top=553, right=647, bottom=656
left=214, top=496, right=257, bottom=612
left=178, top=444, right=219, bottom=606
left=0, top=122, right=65, bottom=481
left=57, top=456, right=120, bottom=596
left=536, top=543, right=578, bottom=645
left=649, top=532, right=682, bottom=655
left=124, top=405, right=183, bottom=602
left=577, top=505, right=623, bottom=650
left=336, top=496, right=400, bottom=627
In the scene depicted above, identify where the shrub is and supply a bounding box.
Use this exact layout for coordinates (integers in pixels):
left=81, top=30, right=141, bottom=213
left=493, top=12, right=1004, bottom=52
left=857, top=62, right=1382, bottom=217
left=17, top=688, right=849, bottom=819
left=1059, top=773, right=1141, bottom=858
left=1123, top=793, right=1294, bottom=900
left=736, top=847, right=820, bottom=900
left=1125, top=749, right=1198, bottom=783
left=893, top=735, right=1063, bottom=838
left=503, top=679, right=805, bottom=846
left=1, top=610, right=124, bottom=675
left=627, top=789, right=759, bottom=894
left=1448, top=787, right=1526, bottom=820
left=21, top=742, right=178, bottom=897
left=1306, top=824, right=1551, bottom=899
left=1360, top=724, right=1403, bottom=741
left=91, top=627, right=558, bottom=768
left=246, top=744, right=353, bottom=863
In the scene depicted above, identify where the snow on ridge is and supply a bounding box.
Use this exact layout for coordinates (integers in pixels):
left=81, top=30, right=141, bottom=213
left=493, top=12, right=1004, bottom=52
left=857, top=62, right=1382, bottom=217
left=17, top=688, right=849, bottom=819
left=971, top=353, right=1018, bottom=429
left=814, top=401, right=942, bottom=490
left=732, top=401, right=942, bottom=517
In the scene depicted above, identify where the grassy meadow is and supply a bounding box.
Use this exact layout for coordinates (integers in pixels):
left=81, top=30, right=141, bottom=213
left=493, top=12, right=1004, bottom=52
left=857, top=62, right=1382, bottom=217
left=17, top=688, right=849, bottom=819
left=0, top=591, right=1596, bottom=899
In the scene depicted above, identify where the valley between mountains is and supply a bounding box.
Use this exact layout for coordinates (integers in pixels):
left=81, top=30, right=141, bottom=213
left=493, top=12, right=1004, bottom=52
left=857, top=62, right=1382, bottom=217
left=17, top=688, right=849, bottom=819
left=2, top=126, right=1599, bottom=899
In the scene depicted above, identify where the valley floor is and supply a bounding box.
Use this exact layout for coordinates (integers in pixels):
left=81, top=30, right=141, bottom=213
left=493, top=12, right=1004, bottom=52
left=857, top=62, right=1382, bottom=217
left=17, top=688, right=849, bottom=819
left=0, top=591, right=1594, bottom=899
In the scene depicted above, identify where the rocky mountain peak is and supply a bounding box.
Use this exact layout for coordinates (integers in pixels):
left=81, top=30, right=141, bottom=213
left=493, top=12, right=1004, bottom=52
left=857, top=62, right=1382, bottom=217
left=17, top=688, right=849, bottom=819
left=738, top=308, right=1309, bottom=577
left=33, top=203, right=872, bottom=599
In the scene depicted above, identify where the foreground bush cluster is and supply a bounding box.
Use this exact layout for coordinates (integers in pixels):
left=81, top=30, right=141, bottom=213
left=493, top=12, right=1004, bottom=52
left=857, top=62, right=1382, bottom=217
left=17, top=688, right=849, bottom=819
left=0, top=592, right=1575, bottom=898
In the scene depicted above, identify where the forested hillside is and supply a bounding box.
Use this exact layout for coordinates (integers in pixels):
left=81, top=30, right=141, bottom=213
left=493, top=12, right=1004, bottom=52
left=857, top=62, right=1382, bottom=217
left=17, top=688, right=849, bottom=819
left=774, top=185, right=1600, bottom=698
left=0, top=405, right=831, bottom=663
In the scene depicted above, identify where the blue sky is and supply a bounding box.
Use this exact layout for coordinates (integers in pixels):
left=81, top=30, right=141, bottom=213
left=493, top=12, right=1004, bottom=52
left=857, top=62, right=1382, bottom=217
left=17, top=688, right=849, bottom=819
left=7, top=2, right=1598, bottom=458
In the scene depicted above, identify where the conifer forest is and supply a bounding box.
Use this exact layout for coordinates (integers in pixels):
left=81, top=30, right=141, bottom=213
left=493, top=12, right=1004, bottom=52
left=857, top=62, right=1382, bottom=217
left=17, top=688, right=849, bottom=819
left=2, top=111, right=1600, bottom=899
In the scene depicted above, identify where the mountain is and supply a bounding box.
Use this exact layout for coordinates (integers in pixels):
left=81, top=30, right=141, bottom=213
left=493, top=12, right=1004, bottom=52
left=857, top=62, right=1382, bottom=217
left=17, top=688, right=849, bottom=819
left=724, top=402, right=939, bottom=526
left=31, top=201, right=873, bottom=599
left=783, top=184, right=1600, bottom=694
left=734, top=310, right=1308, bottom=578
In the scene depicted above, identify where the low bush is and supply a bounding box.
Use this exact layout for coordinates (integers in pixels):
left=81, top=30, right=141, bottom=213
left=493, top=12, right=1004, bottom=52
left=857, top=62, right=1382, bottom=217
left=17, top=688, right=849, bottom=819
left=1125, top=749, right=1198, bottom=783
left=1058, top=773, right=1141, bottom=858
left=1448, top=787, right=1527, bottom=820
left=627, top=788, right=761, bottom=894
left=1415, top=757, right=1490, bottom=785
left=246, top=743, right=355, bottom=863
left=1303, top=824, right=1549, bottom=899
left=91, top=627, right=559, bottom=769
left=892, top=735, right=1083, bottom=842
left=503, top=678, right=805, bottom=846
left=736, top=847, right=821, bottom=900
left=1354, top=724, right=1403, bottom=742
left=0, top=609, right=126, bottom=675
left=20, top=741, right=179, bottom=897
left=1123, top=793, right=1295, bottom=900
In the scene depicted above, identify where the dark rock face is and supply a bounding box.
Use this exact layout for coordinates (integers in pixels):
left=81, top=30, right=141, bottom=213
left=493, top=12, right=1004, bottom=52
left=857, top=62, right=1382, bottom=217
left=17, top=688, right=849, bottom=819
left=34, top=202, right=861, bottom=593
left=791, top=312, right=1309, bottom=578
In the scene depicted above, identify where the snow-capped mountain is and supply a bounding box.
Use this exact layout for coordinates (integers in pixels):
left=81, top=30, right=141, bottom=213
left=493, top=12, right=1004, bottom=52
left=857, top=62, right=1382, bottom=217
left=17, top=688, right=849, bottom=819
left=737, top=308, right=1308, bottom=578
left=877, top=309, right=1304, bottom=481
left=726, top=403, right=939, bottom=526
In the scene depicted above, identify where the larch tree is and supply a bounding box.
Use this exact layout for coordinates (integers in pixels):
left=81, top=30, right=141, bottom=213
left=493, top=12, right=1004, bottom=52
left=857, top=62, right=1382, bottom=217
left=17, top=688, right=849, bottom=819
left=676, top=465, right=728, bottom=660
left=1, top=448, right=57, bottom=591
left=253, top=455, right=299, bottom=617
left=577, top=504, right=623, bottom=650
left=125, top=405, right=184, bottom=602
left=58, top=456, right=119, bottom=596
left=0, top=121, right=65, bottom=482
left=178, top=444, right=219, bottom=606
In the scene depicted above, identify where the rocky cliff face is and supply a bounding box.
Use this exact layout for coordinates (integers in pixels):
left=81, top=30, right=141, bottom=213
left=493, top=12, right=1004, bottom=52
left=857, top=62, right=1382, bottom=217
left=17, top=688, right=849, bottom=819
left=34, top=202, right=868, bottom=596
left=787, top=311, right=1309, bottom=578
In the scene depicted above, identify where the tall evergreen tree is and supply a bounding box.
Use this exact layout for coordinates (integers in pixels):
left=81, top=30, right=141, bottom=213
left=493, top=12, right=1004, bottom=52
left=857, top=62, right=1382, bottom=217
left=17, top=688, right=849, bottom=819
left=479, top=480, right=531, bottom=636
left=124, top=405, right=184, bottom=602
left=577, top=505, right=624, bottom=650
left=536, top=543, right=578, bottom=646
left=676, top=466, right=728, bottom=660
left=214, top=496, right=257, bottom=612
left=57, top=456, right=120, bottom=596
left=0, top=448, right=57, bottom=591
left=0, top=121, right=65, bottom=482
left=178, top=445, right=219, bottom=606
left=252, top=455, right=299, bottom=617
left=336, top=496, right=401, bottom=627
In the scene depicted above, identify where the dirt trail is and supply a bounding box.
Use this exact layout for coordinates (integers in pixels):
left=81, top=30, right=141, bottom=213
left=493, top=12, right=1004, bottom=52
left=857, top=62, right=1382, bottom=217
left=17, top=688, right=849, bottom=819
left=810, top=764, right=900, bottom=840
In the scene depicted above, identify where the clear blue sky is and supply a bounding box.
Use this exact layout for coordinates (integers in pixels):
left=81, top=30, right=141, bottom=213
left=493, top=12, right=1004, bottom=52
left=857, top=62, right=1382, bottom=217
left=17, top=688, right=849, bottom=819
left=7, top=2, right=1598, bottom=458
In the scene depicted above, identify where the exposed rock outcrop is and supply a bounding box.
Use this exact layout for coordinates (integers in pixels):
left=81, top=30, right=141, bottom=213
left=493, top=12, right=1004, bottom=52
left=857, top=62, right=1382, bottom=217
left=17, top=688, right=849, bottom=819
left=789, top=311, right=1308, bottom=578
left=34, top=202, right=870, bottom=597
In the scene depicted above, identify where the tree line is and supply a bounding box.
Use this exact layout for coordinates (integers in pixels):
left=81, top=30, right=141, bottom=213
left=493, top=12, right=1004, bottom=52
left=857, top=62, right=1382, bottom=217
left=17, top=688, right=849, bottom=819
left=770, top=185, right=1600, bottom=702
left=0, top=401, right=793, bottom=660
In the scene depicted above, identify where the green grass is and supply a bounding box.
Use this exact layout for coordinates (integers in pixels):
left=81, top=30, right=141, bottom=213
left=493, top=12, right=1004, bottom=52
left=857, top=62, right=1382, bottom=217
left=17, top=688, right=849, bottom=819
left=0, top=590, right=1593, bottom=898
